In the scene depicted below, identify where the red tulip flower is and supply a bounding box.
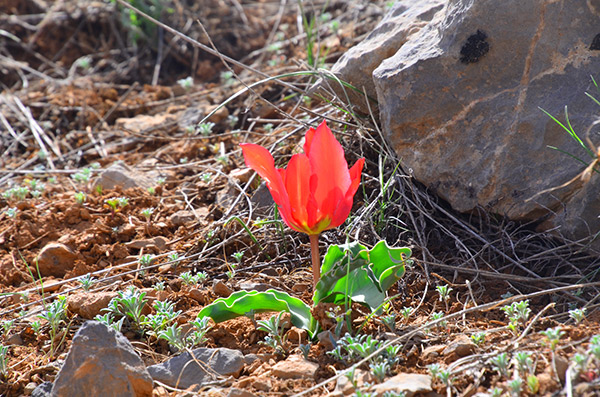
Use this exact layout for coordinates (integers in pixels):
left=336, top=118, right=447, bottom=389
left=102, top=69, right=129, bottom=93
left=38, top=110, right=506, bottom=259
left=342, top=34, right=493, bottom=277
left=241, top=120, right=364, bottom=286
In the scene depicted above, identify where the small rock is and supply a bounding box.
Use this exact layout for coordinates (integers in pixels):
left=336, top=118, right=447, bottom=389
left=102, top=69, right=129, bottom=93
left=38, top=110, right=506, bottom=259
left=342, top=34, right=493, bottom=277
left=553, top=354, right=569, bottom=384
left=443, top=335, right=476, bottom=362
left=5, top=333, right=23, bottom=346
left=169, top=210, right=198, bottom=227
left=228, top=168, right=253, bottom=184
left=31, top=381, right=52, bottom=397
left=371, top=373, right=432, bottom=397
left=250, top=377, right=271, bottom=392
left=115, top=113, right=177, bottom=134
left=228, top=388, right=257, bottom=397
left=239, top=282, right=271, bottom=292
left=147, top=347, right=244, bottom=390
left=317, top=330, right=337, bottom=351
left=93, top=162, right=155, bottom=191
left=336, top=369, right=373, bottom=395
left=250, top=183, right=275, bottom=215
left=51, top=321, right=153, bottom=397
left=421, top=344, right=445, bottom=360
left=285, top=327, right=307, bottom=345
left=271, top=354, right=319, bottom=379
left=125, top=236, right=168, bottom=251
left=213, top=280, right=233, bottom=297
left=291, top=283, right=310, bottom=293
left=23, top=382, right=37, bottom=395
left=35, top=242, right=78, bottom=278
left=67, top=291, right=118, bottom=319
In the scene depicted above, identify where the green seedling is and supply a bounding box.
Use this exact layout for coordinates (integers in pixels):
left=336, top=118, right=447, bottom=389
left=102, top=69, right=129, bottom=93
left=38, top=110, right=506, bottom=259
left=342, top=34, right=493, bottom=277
left=437, top=369, right=453, bottom=387
left=179, top=271, right=207, bottom=286
left=399, top=307, right=412, bottom=322
left=232, top=251, right=244, bottom=263
left=156, top=177, right=166, bottom=185
left=4, top=208, right=17, bottom=218
left=514, top=351, right=533, bottom=374
left=257, top=312, right=289, bottom=354
left=325, top=306, right=349, bottom=338
left=177, top=76, right=193, bottom=90
left=71, top=167, right=92, bottom=184
left=187, top=317, right=212, bottom=347
left=94, top=313, right=124, bottom=332
left=471, top=332, right=486, bottom=346
left=147, top=186, right=156, bottom=195
left=1, top=320, right=14, bottom=337
left=502, top=300, right=531, bottom=334
left=220, top=71, right=235, bottom=86
left=298, top=343, right=311, bottom=360
left=540, top=327, right=564, bottom=351
left=198, top=122, right=215, bottom=136
left=139, top=254, right=154, bottom=267
left=79, top=274, right=95, bottom=291
left=370, top=361, right=389, bottom=383
left=30, top=321, right=41, bottom=335
left=263, top=123, right=274, bottom=133
left=569, top=308, right=586, bottom=324
left=140, top=207, right=154, bottom=221
left=38, top=295, right=68, bottom=356
left=226, top=263, right=237, bottom=280
left=490, top=352, right=510, bottom=377
left=158, top=323, right=186, bottom=351
left=508, top=377, right=522, bottom=397
left=490, top=387, right=502, bottom=397
left=200, top=173, right=212, bottom=183
left=105, top=286, right=147, bottom=333
left=168, top=252, right=180, bottom=267
left=74, top=192, right=86, bottom=204
left=227, top=114, right=238, bottom=128
left=527, top=374, right=540, bottom=394
left=436, top=284, right=453, bottom=311
left=153, top=281, right=165, bottom=291
left=2, top=186, right=29, bottom=201
left=430, top=311, right=447, bottom=329
left=378, top=313, right=397, bottom=332
left=0, top=345, right=8, bottom=378
left=428, top=363, right=441, bottom=379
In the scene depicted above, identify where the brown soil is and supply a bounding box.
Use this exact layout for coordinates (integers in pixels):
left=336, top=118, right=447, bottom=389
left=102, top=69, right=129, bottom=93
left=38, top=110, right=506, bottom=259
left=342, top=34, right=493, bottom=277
left=1, top=1, right=600, bottom=396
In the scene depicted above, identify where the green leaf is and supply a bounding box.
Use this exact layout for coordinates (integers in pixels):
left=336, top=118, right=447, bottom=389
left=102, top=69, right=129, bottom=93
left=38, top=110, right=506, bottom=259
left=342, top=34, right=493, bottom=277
left=197, top=289, right=317, bottom=338
left=313, top=241, right=411, bottom=312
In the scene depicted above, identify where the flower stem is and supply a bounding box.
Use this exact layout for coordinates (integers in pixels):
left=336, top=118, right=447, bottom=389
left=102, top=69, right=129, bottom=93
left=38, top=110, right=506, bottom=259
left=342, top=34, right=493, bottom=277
left=309, top=234, right=321, bottom=287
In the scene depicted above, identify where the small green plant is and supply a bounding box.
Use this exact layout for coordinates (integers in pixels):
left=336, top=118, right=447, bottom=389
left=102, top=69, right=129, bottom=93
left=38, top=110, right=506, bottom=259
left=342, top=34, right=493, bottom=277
left=74, top=192, right=86, bottom=204
left=79, top=274, right=95, bottom=291
left=298, top=343, right=311, bottom=360
left=158, top=323, right=186, bottom=351
left=399, top=307, right=412, bottom=322
left=177, top=76, right=194, bottom=91
left=428, top=363, right=441, bottom=379
left=370, top=361, right=389, bottom=383
left=232, top=251, right=244, bottom=263
left=2, top=186, right=29, bottom=201
left=526, top=374, right=540, bottom=394
left=140, top=207, right=154, bottom=221
left=200, top=173, right=212, bottom=183
left=138, top=254, right=154, bottom=275
left=220, top=70, right=235, bottom=86
left=1, top=320, right=14, bottom=337
left=514, top=351, right=533, bottom=374
left=430, top=311, right=447, bottom=329
left=104, top=286, right=147, bottom=334
left=198, top=122, right=215, bottom=136
left=156, top=177, right=166, bottom=185
left=168, top=252, right=180, bottom=267
left=226, top=263, right=237, bottom=279
left=227, top=114, right=238, bottom=128
left=263, top=123, right=274, bottom=133
left=153, top=281, right=165, bottom=291
left=30, top=320, right=41, bottom=335
left=490, top=352, right=510, bottom=377
left=257, top=312, right=289, bottom=354
left=179, top=271, right=207, bottom=286
left=489, top=387, right=502, bottom=397
left=105, top=197, right=129, bottom=215
left=569, top=308, right=586, bottom=324
left=436, top=284, right=453, bottom=311
left=471, top=332, right=486, bottom=346
left=4, top=208, right=17, bottom=218
left=502, top=300, right=531, bottom=334
left=326, top=306, right=349, bottom=338
left=38, top=295, right=68, bottom=356
left=437, top=369, right=453, bottom=387
left=540, top=327, right=564, bottom=351
left=94, top=313, right=124, bottom=332
left=187, top=317, right=212, bottom=347
left=378, top=313, right=397, bottom=332
left=0, top=345, right=8, bottom=378
left=71, top=167, right=92, bottom=184
left=508, top=377, right=523, bottom=397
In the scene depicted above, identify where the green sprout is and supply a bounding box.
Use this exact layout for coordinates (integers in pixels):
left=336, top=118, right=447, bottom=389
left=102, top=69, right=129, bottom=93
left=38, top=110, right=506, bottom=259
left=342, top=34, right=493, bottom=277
left=198, top=122, right=215, bottom=136
left=257, top=312, right=289, bottom=354
left=490, top=352, right=510, bottom=377
left=399, top=306, right=412, bottom=322
left=74, top=192, right=86, bottom=204
left=232, top=251, right=244, bottom=263
left=71, top=167, right=92, bottom=184
left=105, top=286, right=147, bottom=333
left=1, top=320, right=14, bottom=338
left=569, top=308, right=586, bottom=324
left=38, top=295, right=68, bottom=356
left=79, top=274, right=95, bottom=291
left=156, top=177, right=166, bottom=185
left=94, top=313, right=124, bottom=332
left=379, top=313, right=397, bottom=332
left=2, top=186, right=29, bottom=201
left=227, top=114, right=238, bottom=128
left=370, top=361, right=389, bottom=383
left=298, top=343, right=311, bottom=360
left=0, top=345, right=8, bottom=378
left=471, top=332, right=486, bottom=346
left=527, top=374, right=540, bottom=394
left=30, top=321, right=41, bottom=335
left=508, top=377, right=522, bottom=397
left=220, top=70, right=235, bottom=86
left=177, top=76, right=194, bottom=90
left=514, top=351, right=533, bottom=374
left=436, top=284, right=453, bottom=311
left=187, top=317, right=212, bottom=347
left=158, top=323, right=186, bottom=351
left=4, top=208, right=17, bottom=218
left=140, top=207, right=154, bottom=221
left=540, top=327, right=564, bottom=352
left=147, top=186, right=156, bottom=195
left=153, top=281, right=165, bottom=291
left=263, top=123, right=274, bottom=133
left=200, top=173, right=212, bottom=183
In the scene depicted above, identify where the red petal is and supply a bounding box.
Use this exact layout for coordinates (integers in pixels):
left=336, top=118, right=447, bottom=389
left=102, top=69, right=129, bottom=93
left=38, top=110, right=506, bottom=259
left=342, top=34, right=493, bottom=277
left=284, top=153, right=311, bottom=231
left=240, top=143, right=291, bottom=215
left=307, top=121, right=350, bottom=217
left=330, top=158, right=364, bottom=228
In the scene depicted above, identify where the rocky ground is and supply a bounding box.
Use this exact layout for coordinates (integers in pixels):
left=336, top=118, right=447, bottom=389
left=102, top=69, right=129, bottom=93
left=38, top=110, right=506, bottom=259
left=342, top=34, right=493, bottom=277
left=1, top=1, right=600, bottom=396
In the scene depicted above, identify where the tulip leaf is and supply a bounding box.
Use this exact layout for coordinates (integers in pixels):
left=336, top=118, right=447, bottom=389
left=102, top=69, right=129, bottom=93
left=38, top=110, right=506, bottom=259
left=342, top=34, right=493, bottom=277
left=197, top=289, right=318, bottom=338
left=313, top=241, right=411, bottom=312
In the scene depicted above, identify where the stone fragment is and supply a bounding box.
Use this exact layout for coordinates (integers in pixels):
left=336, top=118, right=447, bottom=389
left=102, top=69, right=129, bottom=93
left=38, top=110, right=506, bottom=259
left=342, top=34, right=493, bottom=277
left=335, top=369, right=374, bottom=396
left=35, top=242, right=78, bottom=278
left=239, top=282, right=271, bottom=292
left=228, top=388, right=257, bottom=397
left=370, top=373, right=432, bottom=397
left=213, top=280, right=233, bottom=297
left=443, top=335, right=476, bottom=361
left=169, top=209, right=199, bottom=227
left=51, top=321, right=153, bottom=397
left=147, top=347, right=244, bottom=390
left=317, top=330, right=337, bottom=351
left=31, top=381, right=52, bottom=397
left=271, top=355, right=319, bottom=380
left=115, top=113, right=177, bottom=133
left=330, top=0, right=445, bottom=113
left=125, top=236, right=168, bottom=251
left=93, top=162, right=154, bottom=191
left=66, top=291, right=118, bottom=319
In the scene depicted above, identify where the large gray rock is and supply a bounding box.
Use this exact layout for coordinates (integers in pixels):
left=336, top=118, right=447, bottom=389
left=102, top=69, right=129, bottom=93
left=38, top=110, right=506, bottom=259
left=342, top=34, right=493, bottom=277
left=146, top=347, right=244, bottom=389
left=51, top=321, right=153, bottom=397
left=330, top=0, right=445, bottom=112
left=338, top=0, right=600, bottom=243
